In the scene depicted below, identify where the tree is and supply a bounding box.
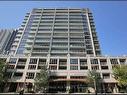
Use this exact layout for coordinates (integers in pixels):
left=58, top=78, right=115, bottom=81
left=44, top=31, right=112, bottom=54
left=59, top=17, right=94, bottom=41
left=0, top=59, right=7, bottom=92
left=87, top=70, right=102, bottom=94
left=34, top=65, right=49, bottom=93
left=113, top=65, right=127, bottom=92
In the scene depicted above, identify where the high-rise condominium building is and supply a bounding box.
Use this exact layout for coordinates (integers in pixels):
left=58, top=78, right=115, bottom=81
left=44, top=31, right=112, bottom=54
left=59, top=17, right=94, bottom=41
left=10, top=8, right=101, bottom=57
left=0, top=8, right=126, bottom=93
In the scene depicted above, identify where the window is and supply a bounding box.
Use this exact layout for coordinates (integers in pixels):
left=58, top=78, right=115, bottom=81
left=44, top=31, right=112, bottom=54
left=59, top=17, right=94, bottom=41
left=85, top=40, right=91, bottom=44
left=49, top=66, right=57, bottom=70
left=13, top=72, right=23, bottom=77
left=16, top=65, right=25, bottom=69
left=28, top=65, right=36, bottom=70
left=101, top=66, right=109, bottom=70
left=50, top=59, right=57, bottom=64
left=86, top=45, right=93, bottom=49
left=9, top=58, right=17, bottom=64
left=59, top=66, right=67, bottom=70
left=38, top=59, right=46, bottom=65
left=91, top=66, right=99, bottom=70
left=18, top=58, right=27, bottom=64
left=7, top=65, right=15, bottom=69
left=38, top=65, right=46, bottom=69
left=110, top=59, right=118, bottom=64
left=80, top=66, right=88, bottom=70
left=80, top=59, right=87, bottom=65
left=29, top=59, right=37, bottom=64
left=91, top=59, right=98, bottom=64
left=119, top=59, right=126, bottom=64
left=70, top=66, right=78, bottom=70
left=70, top=59, right=78, bottom=64
left=38, top=59, right=46, bottom=69
left=26, top=72, right=35, bottom=79
left=59, top=59, right=67, bottom=65
left=87, top=50, right=93, bottom=54
left=100, top=59, right=107, bottom=65
left=102, top=73, right=110, bottom=79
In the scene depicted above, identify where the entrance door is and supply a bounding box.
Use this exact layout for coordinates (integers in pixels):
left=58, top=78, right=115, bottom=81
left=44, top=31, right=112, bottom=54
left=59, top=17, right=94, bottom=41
left=70, top=81, right=86, bottom=93
left=49, top=81, right=66, bottom=93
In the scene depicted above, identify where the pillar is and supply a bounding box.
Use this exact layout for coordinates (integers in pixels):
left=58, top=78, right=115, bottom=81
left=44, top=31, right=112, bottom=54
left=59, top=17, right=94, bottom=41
left=66, top=81, right=70, bottom=93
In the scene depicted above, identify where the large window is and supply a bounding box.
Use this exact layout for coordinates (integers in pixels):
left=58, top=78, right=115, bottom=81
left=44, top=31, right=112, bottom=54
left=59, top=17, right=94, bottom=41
left=28, top=65, right=36, bottom=70
left=70, top=66, right=78, bottom=70
left=18, top=58, right=27, bottom=63
left=9, top=58, right=17, bottom=64
left=91, top=59, right=98, bottom=64
left=13, top=72, right=23, bottom=78
left=29, top=59, right=37, bottom=64
left=110, top=59, right=118, bottom=64
left=102, top=73, right=110, bottom=79
left=80, top=59, right=87, bottom=65
left=50, top=59, right=57, bottom=64
left=70, top=59, right=78, bottom=64
left=26, top=72, right=35, bottom=79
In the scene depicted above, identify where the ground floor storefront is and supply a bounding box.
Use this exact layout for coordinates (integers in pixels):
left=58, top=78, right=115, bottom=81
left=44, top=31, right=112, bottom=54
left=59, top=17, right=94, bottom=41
left=3, top=81, right=121, bottom=93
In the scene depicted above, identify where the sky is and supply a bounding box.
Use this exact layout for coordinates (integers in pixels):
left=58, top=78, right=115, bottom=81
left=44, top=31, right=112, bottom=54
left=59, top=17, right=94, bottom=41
left=0, top=1, right=127, bottom=56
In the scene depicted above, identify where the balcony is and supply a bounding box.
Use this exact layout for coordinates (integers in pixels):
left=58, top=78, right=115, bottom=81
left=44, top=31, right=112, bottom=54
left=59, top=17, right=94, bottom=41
left=70, top=46, right=85, bottom=49
left=29, top=31, right=36, bottom=34
left=51, top=50, right=68, bottom=53
left=12, top=43, right=18, bottom=46
left=33, top=45, right=49, bottom=48
left=35, top=39, right=50, bottom=43
left=52, top=45, right=68, bottom=48
left=32, top=50, right=49, bottom=53
left=26, top=40, right=33, bottom=43
left=25, top=44, right=32, bottom=48
left=52, top=39, right=68, bottom=42
left=70, top=40, right=84, bottom=43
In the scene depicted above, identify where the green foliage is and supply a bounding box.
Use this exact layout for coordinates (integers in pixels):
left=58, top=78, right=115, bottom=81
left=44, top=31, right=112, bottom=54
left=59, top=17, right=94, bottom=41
left=34, top=65, right=49, bottom=92
left=113, top=65, right=127, bottom=86
left=0, top=59, right=5, bottom=83
left=0, top=59, right=6, bottom=92
left=87, top=70, right=101, bottom=83
left=87, top=70, right=102, bottom=93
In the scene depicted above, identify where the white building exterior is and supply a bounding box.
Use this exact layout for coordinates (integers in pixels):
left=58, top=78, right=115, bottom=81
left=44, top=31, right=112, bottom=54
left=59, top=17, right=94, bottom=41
left=0, top=8, right=126, bottom=93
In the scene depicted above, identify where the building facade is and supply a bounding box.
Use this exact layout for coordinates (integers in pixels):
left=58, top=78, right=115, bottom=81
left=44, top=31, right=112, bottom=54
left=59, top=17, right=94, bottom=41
left=0, top=29, right=18, bottom=55
left=5, top=29, right=18, bottom=54
left=0, top=55, right=126, bottom=93
left=0, top=8, right=126, bottom=93
left=10, top=8, right=101, bottom=56
left=0, top=29, right=11, bottom=54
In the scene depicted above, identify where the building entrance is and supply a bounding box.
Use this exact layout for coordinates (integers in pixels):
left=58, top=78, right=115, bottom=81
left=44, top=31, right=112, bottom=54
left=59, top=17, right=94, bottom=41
left=70, top=81, right=87, bottom=93
left=49, top=81, right=66, bottom=93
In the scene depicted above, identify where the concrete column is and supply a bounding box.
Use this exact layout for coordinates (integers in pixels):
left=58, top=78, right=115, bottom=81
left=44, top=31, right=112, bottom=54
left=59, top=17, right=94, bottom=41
left=66, top=81, right=70, bottom=93
left=113, top=84, right=119, bottom=93
left=102, top=83, right=106, bottom=93
left=16, top=83, right=20, bottom=92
